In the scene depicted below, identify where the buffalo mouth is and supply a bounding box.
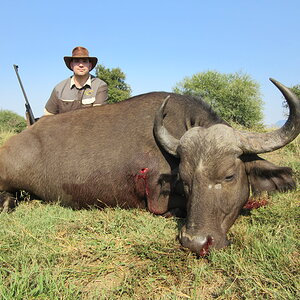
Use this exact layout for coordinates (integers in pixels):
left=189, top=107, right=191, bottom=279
left=178, top=225, right=230, bottom=256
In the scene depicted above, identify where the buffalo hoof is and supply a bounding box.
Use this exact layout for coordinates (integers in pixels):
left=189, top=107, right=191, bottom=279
left=0, top=192, right=17, bottom=213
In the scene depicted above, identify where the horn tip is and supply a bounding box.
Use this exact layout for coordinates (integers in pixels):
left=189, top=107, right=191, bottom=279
left=161, top=95, right=171, bottom=110
left=269, top=77, right=287, bottom=90
left=164, top=95, right=171, bottom=103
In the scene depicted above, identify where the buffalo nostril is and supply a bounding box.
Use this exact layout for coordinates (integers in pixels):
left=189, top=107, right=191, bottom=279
left=199, top=235, right=214, bottom=257
left=179, top=230, right=214, bottom=255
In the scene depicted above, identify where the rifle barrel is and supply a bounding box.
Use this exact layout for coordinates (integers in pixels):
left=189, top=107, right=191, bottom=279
left=13, top=64, right=36, bottom=125
left=13, top=64, right=30, bottom=105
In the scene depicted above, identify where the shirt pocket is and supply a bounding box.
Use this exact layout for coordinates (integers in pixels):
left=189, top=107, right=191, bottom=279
left=82, top=97, right=96, bottom=105
left=59, top=99, right=81, bottom=113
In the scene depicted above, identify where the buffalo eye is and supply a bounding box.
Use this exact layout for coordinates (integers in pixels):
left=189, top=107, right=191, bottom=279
left=224, top=174, right=235, bottom=182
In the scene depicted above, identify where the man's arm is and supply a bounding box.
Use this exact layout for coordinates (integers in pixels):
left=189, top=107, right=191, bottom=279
left=44, top=88, right=59, bottom=115
left=93, top=81, right=108, bottom=106
left=44, top=108, right=55, bottom=115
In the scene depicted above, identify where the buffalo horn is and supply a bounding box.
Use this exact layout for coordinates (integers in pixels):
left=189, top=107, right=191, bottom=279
left=154, top=95, right=180, bottom=156
left=237, top=78, right=300, bottom=154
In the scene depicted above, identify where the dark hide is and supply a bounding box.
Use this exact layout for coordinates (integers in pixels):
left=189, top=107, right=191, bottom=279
left=0, top=92, right=223, bottom=212
left=0, top=91, right=297, bottom=255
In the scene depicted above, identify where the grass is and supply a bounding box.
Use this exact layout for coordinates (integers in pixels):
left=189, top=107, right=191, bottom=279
left=0, top=136, right=299, bottom=299
left=0, top=130, right=16, bottom=145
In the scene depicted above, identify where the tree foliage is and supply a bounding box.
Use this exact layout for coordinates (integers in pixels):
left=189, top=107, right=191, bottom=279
left=0, top=110, right=26, bottom=133
left=291, top=84, right=300, bottom=98
left=173, top=70, right=264, bottom=127
left=95, top=64, right=131, bottom=103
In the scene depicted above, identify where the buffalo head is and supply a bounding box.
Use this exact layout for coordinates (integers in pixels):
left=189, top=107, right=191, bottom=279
left=154, top=79, right=300, bottom=255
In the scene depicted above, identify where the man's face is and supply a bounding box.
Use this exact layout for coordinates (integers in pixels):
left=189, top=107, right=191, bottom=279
left=70, top=58, right=92, bottom=76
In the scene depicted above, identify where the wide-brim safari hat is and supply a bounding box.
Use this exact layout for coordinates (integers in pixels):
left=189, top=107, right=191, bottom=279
left=64, top=46, right=98, bottom=71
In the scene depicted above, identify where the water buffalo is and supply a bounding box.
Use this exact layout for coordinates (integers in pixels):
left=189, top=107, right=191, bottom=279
left=0, top=78, right=299, bottom=255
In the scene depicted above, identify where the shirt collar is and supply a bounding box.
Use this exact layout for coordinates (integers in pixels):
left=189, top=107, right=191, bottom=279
left=70, top=75, right=92, bottom=89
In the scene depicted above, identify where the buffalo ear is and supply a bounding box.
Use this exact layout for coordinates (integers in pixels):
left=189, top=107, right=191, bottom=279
left=242, top=154, right=296, bottom=195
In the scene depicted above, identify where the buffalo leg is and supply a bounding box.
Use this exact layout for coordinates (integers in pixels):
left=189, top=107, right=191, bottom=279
left=164, top=194, right=187, bottom=218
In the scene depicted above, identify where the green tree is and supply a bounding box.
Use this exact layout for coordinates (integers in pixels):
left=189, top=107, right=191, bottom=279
left=291, top=84, right=300, bottom=98
left=0, top=110, right=26, bottom=133
left=173, top=70, right=264, bottom=128
left=95, top=64, right=131, bottom=103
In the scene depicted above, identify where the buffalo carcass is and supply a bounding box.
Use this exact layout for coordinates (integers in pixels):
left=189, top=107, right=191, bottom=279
left=0, top=78, right=299, bottom=255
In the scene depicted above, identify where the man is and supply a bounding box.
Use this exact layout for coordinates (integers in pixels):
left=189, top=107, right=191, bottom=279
left=44, top=46, right=108, bottom=115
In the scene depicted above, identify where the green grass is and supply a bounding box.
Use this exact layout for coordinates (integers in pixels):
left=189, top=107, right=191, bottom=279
left=0, top=136, right=299, bottom=299
left=0, top=130, right=16, bottom=145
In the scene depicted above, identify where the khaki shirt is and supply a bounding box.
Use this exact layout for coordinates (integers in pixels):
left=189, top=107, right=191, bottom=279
left=45, top=75, right=108, bottom=114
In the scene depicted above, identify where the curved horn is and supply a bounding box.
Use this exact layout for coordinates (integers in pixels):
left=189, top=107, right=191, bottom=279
left=153, top=95, right=180, bottom=156
left=237, top=78, right=300, bottom=154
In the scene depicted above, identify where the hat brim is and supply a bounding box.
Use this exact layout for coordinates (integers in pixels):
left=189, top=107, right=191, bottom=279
left=64, top=56, right=98, bottom=71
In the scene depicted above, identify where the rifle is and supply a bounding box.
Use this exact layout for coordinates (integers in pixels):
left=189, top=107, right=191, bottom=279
left=13, top=64, right=36, bottom=125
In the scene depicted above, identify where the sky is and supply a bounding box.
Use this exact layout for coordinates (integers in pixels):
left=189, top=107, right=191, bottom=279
left=1, top=0, right=299, bottom=125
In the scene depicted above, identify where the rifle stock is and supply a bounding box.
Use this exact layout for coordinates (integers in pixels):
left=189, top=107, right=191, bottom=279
left=13, top=65, right=36, bottom=125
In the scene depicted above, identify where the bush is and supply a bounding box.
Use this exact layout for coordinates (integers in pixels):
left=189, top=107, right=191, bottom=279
left=173, top=70, right=264, bottom=128
left=95, top=64, right=131, bottom=103
left=0, top=110, right=26, bottom=133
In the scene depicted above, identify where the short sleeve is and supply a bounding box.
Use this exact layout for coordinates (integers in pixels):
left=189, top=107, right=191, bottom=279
left=45, top=88, right=59, bottom=114
left=94, top=81, right=108, bottom=106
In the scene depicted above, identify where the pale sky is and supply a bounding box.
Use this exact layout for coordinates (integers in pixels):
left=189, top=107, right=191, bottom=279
left=1, top=0, right=299, bottom=125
